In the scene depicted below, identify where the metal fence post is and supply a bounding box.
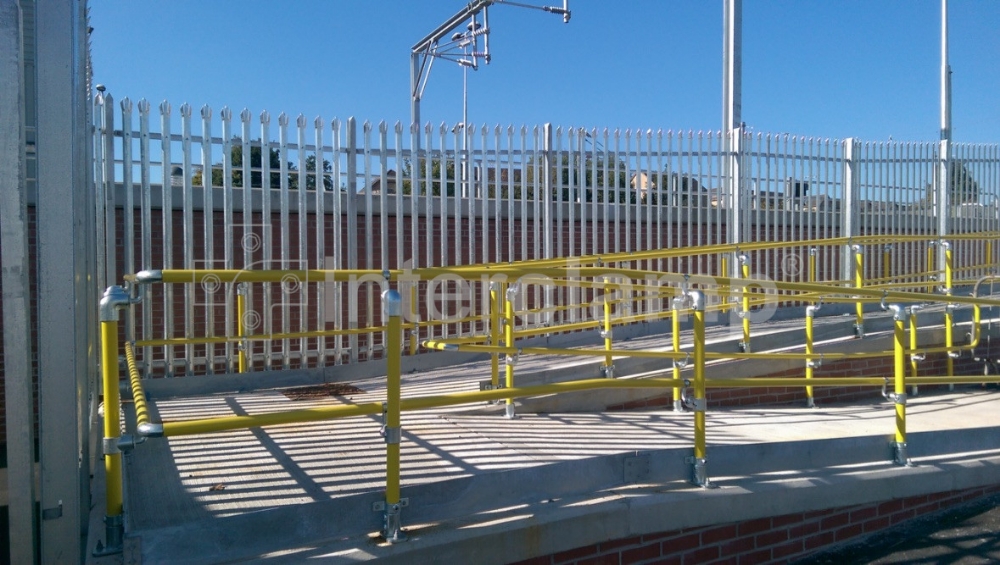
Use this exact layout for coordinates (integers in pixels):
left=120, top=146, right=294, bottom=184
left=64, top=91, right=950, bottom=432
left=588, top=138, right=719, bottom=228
left=841, top=138, right=859, bottom=282
left=346, top=118, right=359, bottom=361
left=0, top=3, right=39, bottom=559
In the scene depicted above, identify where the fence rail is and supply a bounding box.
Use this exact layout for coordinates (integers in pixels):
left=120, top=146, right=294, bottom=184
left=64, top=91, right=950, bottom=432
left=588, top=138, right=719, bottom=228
left=93, top=95, right=1000, bottom=377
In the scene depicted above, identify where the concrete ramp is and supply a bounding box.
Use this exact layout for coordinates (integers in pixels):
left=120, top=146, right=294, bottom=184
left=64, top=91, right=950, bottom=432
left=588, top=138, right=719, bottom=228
left=107, top=386, right=1000, bottom=564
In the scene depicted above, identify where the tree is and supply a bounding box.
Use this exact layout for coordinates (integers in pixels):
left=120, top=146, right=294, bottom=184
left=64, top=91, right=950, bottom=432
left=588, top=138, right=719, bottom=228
left=399, top=157, right=456, bottom=196
left=921, top=160, right=981, bottom=206
left=192, top=142, right=333, bottom=190
left=948, top=160, right=980, bottom=204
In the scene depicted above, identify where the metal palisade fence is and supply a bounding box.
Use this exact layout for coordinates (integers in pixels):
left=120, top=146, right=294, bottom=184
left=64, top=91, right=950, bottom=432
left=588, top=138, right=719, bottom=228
left=93, top=95, right=1000, bottom=377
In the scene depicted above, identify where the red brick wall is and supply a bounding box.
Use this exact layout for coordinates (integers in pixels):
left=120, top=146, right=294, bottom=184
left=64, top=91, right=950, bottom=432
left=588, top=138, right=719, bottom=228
left=512, top=485, right=1000, bottom=565
left=609, top=349, right=989, bottom=411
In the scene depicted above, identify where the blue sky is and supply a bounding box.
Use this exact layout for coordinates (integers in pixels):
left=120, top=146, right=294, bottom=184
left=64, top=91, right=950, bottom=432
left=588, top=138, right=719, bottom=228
left=90, top=1, right=999, bottom=143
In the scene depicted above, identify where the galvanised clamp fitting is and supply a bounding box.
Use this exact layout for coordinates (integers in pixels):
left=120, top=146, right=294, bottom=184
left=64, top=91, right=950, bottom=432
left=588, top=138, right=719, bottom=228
left=672, top=352, right=690, bottom=370
left=382, top=426, right=401, bottom=445
left=685, top=456, right=714, bottom=488
left=806, top=354, right=823, bottom=369
left=599, top=365, right=615, bottom=378
left=92, top=514, right=124, bottom=556
left=504, top=350, right=520, bottom=366
left=891, top=441, right=912, bottom=466
left=882, top=379, right=906, bottom=405
left=373, top=498, right=409, bottom=544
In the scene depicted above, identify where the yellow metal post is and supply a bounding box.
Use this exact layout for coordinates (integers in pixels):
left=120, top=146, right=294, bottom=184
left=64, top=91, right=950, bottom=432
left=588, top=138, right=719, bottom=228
left=95, top=286, right=130, bottom=556
left=945, top=305, right=956, bottom=391
left=890, top=305, right=909, bottom=465
left=504, top=284, right=517, bottom=418
left=490, top=282, right=501, bottom=389
left=689, top=290, right=711, bottom=487
left=805, top=304, right=820, bottom=408
left=101, top=321, right=123, bottom=518
left=854, top=245, right=864, bottom=338
left=720, top=255, right=729, bottom=313
left=672, top=297, right=683, bottom=412
left=988, top=241, right=994, bottom=269
left=408, top=284, right=419, bottom=356
left=909, top=307, right=922, bottom=396
left=808, top=248, right=817, bottom=283
left=927, top=244, right=935, bottom=283
left=882, top=244, right=892, bottom=283
left=602, top=278, right=614, bottom=378
left=944, top=243, right=953, bottom=292
left=236, top=283, right=247, bottom=373
left=381, top=289, right=406, bottom=543
left=740, top=256, right=751, bottom=352
left=943, top=242, right=954, bottom=391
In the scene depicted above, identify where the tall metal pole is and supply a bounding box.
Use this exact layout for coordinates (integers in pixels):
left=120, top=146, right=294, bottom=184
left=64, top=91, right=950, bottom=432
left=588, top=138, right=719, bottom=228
left=940, top=0, right=951, bottom=143
left=723, top=0, right=743, bottom=277
left=722, top=0, right=742, bottom=139
left=35, top=0, right=93, bottom=559
left=937, top=0, right=951, bottom=241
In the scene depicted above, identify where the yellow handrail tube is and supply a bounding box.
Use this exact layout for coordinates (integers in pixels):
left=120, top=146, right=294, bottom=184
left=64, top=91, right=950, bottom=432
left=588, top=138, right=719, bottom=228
left=124, top=343, right=149, bottom=427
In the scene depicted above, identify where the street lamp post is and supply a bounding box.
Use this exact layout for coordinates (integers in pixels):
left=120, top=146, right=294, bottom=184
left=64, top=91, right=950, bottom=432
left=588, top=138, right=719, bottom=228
left=409, top=0, right=570, bottom=154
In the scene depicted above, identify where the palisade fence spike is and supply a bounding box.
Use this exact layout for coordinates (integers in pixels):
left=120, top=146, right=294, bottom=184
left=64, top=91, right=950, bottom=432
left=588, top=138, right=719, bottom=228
left=137, top=99, right=149, bottom=115
left=240, top=108, right=251, bottom=124
left=395, top=121, right=403, bottom=134
left=315, top=116, right=324, bottom=129
left=159, top=100, right=170, bottom=116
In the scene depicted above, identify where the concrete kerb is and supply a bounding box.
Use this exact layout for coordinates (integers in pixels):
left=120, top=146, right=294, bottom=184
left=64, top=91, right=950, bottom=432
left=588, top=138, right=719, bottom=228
left=125, top=426, right=1000, bottom=564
